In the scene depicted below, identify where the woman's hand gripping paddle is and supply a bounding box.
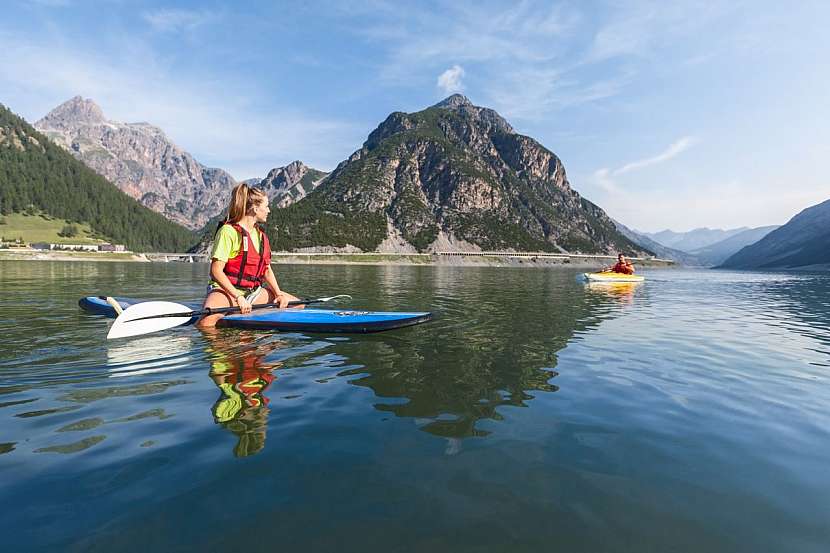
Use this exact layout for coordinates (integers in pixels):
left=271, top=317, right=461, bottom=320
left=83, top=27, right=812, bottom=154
left=106, top=295, right=352, bottom=339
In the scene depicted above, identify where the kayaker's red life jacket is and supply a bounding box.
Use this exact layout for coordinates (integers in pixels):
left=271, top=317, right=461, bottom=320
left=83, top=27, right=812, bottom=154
left=611, top=261, right=634, bottom=275
left=221, top=223, right=271, bottom=289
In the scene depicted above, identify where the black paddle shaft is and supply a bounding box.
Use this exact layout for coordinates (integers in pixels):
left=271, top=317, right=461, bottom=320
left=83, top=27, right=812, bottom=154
left=130, top=298, right=321, bottom=322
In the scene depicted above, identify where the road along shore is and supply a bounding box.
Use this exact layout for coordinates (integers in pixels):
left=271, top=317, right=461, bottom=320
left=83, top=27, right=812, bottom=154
left=1, top=248, right=675, bottom=268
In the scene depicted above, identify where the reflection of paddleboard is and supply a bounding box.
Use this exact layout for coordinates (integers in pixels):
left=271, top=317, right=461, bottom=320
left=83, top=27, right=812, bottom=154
left=107, top=334, right=196, bottom=378
left=582, top=272, right=645, bottom=283
left=79, top=296, right=432, bottom=333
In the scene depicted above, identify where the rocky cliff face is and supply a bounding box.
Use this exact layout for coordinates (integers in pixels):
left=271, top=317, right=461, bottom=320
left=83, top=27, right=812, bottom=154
left=720, top=199, right=830, bottom=269
left=267, top=95, right=649, bottom=255
left=254, top=160, right=328, bottom=208
left=35, top=96, right=237, bottom=230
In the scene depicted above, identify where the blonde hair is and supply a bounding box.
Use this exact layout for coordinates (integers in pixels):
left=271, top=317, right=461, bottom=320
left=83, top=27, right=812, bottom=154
left=226, top=183, right=268, bottom=223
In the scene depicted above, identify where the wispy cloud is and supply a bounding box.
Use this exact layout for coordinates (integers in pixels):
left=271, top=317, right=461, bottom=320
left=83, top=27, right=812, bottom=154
left=362, top=2, right=577, bottom=84
left=616, top=136, right=697, bottom=175
left=142, top=8, right=216, bottom=33
left=591, top=136, right=697, bottom=194
left=437, top=65, right=465, bottom=94
left=353, top=1, right=636, bottom=119
left=28, top=0, right=71, bottom=6
left=488, top=66, right=633, bottom=120
left=0, top=30, right=361, bottom=178
left=355, top=1, right=751, bottom=122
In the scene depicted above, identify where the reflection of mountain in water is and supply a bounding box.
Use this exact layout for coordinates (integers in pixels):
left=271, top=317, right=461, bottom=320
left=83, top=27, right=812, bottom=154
left=339, top=269, right=635, bottom=438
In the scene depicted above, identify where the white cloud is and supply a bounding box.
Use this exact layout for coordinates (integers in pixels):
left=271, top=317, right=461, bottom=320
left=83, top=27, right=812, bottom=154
left=142, top=8, right=216, bottom=32
left=587, top=136, right=697, bottom=199
left=615, top=136, right=697, bottom=175
left=437, top=65, right=465, bottom=94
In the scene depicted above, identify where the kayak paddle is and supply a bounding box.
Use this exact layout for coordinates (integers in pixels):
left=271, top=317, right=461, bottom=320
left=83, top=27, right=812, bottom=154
left=107, top=294, right=352, bottom=340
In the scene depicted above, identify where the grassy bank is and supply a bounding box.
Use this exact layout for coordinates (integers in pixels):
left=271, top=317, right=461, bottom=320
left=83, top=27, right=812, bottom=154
left=0, top=212, right=104, bottom=245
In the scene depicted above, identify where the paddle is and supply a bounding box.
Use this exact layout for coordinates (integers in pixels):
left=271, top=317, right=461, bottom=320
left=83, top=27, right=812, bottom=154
left=107, top=295, right=352, bottom=340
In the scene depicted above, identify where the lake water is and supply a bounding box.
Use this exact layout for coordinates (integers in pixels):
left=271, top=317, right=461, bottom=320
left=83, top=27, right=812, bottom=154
left=1, top=261, right=829, bottom=552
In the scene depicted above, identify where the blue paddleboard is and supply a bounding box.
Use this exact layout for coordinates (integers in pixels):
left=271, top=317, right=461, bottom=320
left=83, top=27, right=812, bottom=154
left=79, top=296, right=432, bottom=333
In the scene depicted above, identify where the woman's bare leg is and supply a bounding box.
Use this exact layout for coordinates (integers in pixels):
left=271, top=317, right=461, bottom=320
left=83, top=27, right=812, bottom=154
left=197, top=290, right=234, bottom=328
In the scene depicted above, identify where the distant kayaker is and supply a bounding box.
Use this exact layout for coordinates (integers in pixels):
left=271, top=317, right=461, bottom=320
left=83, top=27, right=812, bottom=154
left=197, top=183, right=301, bottom=328
left=605, top=254, right=635, bottom=275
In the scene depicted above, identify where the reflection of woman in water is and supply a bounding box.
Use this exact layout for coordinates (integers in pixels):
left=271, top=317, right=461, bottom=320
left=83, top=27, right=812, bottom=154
left=203, top=329, right=284, bottom=457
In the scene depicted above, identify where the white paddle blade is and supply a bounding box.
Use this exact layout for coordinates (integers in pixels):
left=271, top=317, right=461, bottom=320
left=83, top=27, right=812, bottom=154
left=319, top=294, right=352, bottom=302
left=107, top=301, right=195, bottom=340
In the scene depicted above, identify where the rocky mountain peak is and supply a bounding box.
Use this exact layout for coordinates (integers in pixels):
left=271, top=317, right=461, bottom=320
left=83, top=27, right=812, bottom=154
left=433, top=94, right=473, bottom=109
left=36, top=96, right=105, bottom=130
left=261, top=160, right=307, bottom=189
left=434, top=94, right=514, bottom=135
left=35, top=96, right=237, bottom=230
left=266, top=97, right=647, bottom=255
left=257, top=160, right=328, bottom=208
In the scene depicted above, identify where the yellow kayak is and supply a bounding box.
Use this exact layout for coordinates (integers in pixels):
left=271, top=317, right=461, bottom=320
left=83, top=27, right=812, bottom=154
left=583, top=271, right=645, bottom=283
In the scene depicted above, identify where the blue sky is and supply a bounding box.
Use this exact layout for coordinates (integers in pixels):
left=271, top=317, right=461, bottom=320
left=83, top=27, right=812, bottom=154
left=2, top=0, right=828, bottom=232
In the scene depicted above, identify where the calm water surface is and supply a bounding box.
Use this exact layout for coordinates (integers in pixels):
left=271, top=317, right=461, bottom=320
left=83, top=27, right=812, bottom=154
left=1, top=261, right=829, bottom=552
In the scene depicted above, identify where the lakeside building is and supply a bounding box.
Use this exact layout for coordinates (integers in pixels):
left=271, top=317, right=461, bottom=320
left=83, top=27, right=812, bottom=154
left=29, top=243, right=127, bottom=252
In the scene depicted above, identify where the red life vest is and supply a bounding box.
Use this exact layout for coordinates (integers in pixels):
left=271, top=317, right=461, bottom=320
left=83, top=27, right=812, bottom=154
left=224, top=358, right=275, bottom=408
left=222, top=223, right=272, bottom=289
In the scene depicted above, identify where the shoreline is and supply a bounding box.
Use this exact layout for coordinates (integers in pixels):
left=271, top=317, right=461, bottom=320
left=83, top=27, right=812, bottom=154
left=0, top=249, right=145, bottom=262
left=0, top=248, right=676, bottom=269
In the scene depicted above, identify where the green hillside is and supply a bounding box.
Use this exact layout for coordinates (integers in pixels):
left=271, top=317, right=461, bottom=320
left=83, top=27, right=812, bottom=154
left=0, top=103, right=195, bottom=252
left=0, top=212, right=103, bottom=245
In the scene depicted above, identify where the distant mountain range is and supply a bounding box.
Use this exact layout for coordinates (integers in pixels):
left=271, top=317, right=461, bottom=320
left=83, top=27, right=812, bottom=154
left=18, top=93, right=805, bottom=261
left=690, top=225, right=779, bottom=266
left=720, top=199, right=830, bottom=269
left=621, top=224, right=780, bottom=266
left=265, top=94, right=649, bottom=254
left=641, top=227, right=751, bottom=252
left=613, top=221, right=703, bottom=265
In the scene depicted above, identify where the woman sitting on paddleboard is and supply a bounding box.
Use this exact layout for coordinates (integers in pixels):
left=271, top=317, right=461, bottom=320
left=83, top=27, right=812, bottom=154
left=197, top=183, right=300, bottom=328
left=605, top=254, right=635, bottom=275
